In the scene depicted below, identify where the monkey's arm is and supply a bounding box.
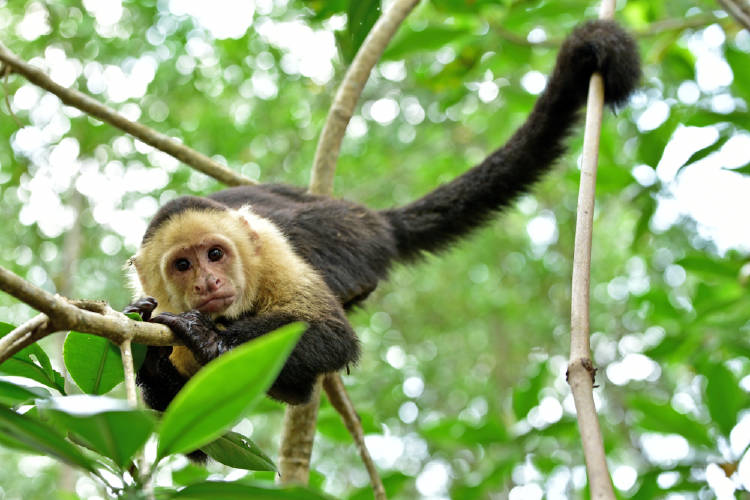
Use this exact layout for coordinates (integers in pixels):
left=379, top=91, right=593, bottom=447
left=124, top=298, right=188, bottom=411
left=152, top=308, right=359, bottom=405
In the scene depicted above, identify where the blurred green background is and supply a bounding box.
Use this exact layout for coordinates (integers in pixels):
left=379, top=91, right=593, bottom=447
left=1, top=0, right=749, bottom=498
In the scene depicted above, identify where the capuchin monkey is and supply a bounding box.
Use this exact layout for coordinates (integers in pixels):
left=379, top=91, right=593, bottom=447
left=126, top=20, right=640, bottom=411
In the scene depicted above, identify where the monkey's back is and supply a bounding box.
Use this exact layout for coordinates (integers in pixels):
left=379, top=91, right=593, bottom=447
left=209, top=185, right=398, bottom=308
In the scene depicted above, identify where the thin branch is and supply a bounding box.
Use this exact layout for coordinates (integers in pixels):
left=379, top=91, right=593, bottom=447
left=0, top=314, right=52, bottom=358
left=322, top=374, right=385, bottom=500
left=309, top=0, right=421, bottom=195
left=0, top=42, right=253, bottom=187
left=0, top=265, right=176, bottom=364
left=717, top=0, right=750, bottom=31
left=567, top=1, right=617, bottom=498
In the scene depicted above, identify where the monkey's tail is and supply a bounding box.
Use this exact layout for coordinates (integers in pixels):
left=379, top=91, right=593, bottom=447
left=381, top=20, right=640, bottom=262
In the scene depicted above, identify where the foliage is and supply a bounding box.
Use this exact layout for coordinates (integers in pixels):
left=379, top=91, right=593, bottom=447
left=0, top=323, right=305, bottom=497
left=1, top=0, right=749, bottom=498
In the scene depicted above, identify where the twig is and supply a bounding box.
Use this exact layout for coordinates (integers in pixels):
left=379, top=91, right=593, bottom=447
left=0, top=42, right=253, bottom=187
left=309, top=0, right=421, bottom=195
left=0, top=314, right=52, bottom=357
left=322, top=374, right=385, bottom=500
left=717, top=0, right=750, bottom=31
left=567, top=1, right=617, bottom=499
left=0, top=265, right=176, bottom=364
left=1, top=64, right=23, bottom=128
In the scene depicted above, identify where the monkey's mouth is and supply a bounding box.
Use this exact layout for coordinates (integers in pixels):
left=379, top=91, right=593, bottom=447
left=195, top=295, right=235, bottom=313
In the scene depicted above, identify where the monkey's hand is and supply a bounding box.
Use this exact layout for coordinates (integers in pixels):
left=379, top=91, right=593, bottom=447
left=151, top=311, right=224, bottom=364
left=124, top=296, right=158, bottom=322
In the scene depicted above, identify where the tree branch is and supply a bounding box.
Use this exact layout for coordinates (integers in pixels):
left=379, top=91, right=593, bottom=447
left=0, top=265, right=176, bottom=364
left=717, top=0, right=750, bottom=31
left=309, top=0, right=421, bottom=195
left=277, top=379, right=321, bottom=484
left=322, top=373, right=385, bottom=500
left=567, top=1, right=618, bottom=498
left=0, top=42, right=254, bottom=187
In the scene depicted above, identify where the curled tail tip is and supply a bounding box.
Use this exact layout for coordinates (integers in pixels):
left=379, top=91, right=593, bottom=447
left=558, top=19, right=642, bottom=107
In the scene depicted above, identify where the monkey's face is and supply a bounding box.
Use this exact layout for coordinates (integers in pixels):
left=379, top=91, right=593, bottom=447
left=163, top=235, right=242, bottom=315
left=132, top=209, right=261, bottom=319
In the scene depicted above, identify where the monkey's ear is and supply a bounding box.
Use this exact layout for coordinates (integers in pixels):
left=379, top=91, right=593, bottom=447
left=235, top=210, right=260, bottom=241
left=126, top=256, right=136, bottom=267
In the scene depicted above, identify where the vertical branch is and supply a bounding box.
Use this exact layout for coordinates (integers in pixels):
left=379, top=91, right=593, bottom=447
left=120, top=339, right=138, bottom=408
left=278, top=380, right=322, bottom=484
left=568, top=1, right=617, bottom=499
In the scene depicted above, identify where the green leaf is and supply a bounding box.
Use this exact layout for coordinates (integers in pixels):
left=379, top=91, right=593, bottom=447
left=38, top=395, right=156, bottom=468
left=383, top=26, right=472, bottom=61
left=344, top=0, right=381, bottom=63
left=704, top=363, right=746, bottom=437
left=725, top=46, right=750, bottom=102
left=677, top=254, right=740, bottom=279
left=0, top=378, right=51, bottom=406
left=201, top=431, right=276, bottom=471
left=0, top=322, right=66, bottom=393
left=0, top=406, right=98, bottom=472
left=678, top=132, right=729, bottom=172
left=628, top=396, right=714, bottom=448
left=170, top=481, right=331, bottom=499
left=171, top=462, right=211, bottom=486
left=63, top=331, right=125, bottom=395
left=729, top=161, right=750, bottom=176
left=512, top=361, right=548, bottom=419
left=157, top=323, right=305, bottom=459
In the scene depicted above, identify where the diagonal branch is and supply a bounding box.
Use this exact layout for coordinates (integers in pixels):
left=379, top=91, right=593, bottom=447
left=0, top=42, right=253, bottom=187
left=309, top=0, right=421, bottom=195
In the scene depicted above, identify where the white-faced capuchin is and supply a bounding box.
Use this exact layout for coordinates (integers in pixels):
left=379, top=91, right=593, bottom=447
left=126, top=20, right=641, bottom=412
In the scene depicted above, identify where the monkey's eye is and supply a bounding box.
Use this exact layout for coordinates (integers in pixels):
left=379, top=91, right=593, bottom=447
left=173, top=258, right=191, bottom=272
left=208, top=247, right=224, bottom=262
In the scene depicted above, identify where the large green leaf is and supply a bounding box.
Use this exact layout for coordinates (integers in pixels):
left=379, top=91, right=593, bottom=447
left=704, top=363, right=746, bottom=437
left=0, top=322, right=66, bottom=393
left=38, top=395, right=156, bottom=468
left=170, top=481, right=331, bottom=499
left=201, top=431, right=276, bottom=471
left=157, top=323, right=304, bottom=459
left=0, top=406, right=98, bottom=472
left=63, top=331, right=125, bottom=395
left=0, top=378, right=51, bottom=406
